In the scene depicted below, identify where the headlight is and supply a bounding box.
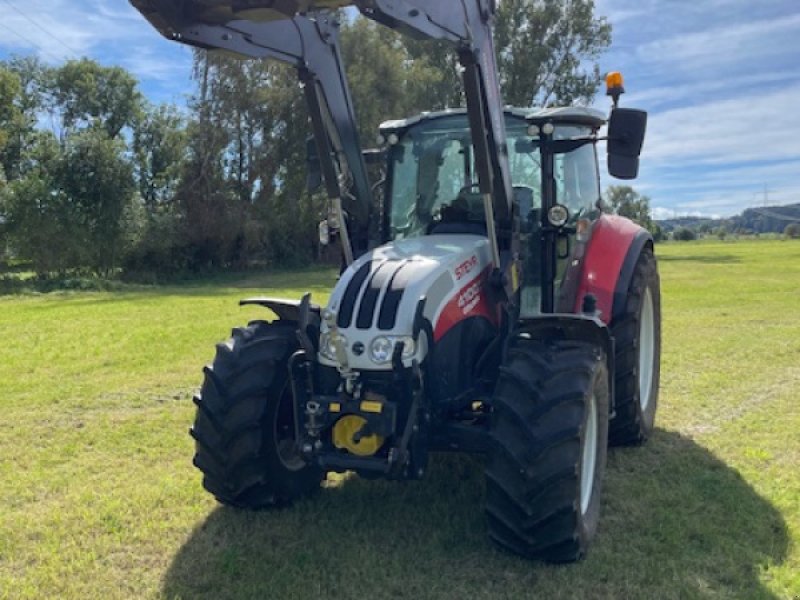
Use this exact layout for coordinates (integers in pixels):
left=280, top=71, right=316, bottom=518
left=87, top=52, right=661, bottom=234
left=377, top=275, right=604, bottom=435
left=370, top=335, right=416, bottom=364
left=548, top=204, right=570, bottom=227
left=370, top=337, right=393, bottom=364
left=319, top=332, right=347, bottom=362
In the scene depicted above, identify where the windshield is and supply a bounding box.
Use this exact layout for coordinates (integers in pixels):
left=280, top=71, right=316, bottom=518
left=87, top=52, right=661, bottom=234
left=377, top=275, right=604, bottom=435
left=387, top=115, right=598, bottom=240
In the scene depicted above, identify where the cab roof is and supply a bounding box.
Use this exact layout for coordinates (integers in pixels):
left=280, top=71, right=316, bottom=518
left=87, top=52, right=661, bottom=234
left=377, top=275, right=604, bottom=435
left=380, top=106, right=606, bottom=133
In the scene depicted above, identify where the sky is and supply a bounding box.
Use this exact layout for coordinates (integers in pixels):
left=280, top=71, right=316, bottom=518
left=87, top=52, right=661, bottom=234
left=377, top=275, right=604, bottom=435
left=1, top=0, right=798, bottom=218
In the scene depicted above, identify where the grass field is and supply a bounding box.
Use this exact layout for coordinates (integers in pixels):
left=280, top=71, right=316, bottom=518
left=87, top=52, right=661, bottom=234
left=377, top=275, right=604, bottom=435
left=1, top=240, right=798, bottom=599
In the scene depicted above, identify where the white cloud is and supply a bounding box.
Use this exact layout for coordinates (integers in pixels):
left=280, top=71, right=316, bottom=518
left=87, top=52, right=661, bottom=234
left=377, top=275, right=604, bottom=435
left=652, top=207, right=722, bottom=220
left=624, top=70, right=798, bottom=109
left=643, top=84, right=800, bottom=165
left=0, top=0, right=195, bottom=108
left=0, top=0, right=191, bottom=89
left=637, top=12, right=800, bottom=73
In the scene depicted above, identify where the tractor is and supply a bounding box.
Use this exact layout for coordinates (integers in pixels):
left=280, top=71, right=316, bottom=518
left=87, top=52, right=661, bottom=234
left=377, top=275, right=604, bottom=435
left=131, top=0, right=659, bottom=561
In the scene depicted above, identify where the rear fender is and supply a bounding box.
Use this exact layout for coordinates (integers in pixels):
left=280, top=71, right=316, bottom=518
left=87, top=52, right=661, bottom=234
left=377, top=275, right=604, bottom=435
left=575, top=215, right=653, bottom=324
left=515, top=314, right=615, bottom=414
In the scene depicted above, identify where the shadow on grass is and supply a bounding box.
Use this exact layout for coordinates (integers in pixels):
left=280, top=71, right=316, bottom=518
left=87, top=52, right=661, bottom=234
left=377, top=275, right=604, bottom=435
left=162, top=431, right=788, bottom=599
left=658, top=254, right=741, bottom=264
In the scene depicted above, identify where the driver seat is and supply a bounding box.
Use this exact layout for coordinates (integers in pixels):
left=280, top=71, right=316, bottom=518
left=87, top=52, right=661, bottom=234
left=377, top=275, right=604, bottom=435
left=428, top=190, right=487, bottom=236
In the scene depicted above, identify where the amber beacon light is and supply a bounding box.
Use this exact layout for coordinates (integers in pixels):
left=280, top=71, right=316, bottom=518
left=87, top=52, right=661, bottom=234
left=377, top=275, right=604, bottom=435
left=606, top=71, right=625, bottom=108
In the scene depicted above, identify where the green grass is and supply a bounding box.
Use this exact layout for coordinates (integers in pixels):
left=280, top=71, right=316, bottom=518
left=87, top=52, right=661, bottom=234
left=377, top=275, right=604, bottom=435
left=1, top=239, right=798, bottom=599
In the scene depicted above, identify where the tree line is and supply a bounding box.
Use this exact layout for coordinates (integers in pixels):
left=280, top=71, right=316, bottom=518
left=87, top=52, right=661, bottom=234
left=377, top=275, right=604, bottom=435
left=0, top=1, right=612, bottom=280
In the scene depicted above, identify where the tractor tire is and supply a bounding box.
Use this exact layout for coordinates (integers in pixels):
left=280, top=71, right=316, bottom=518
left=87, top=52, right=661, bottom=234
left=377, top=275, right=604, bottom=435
left=609, top=247, right=661, bottom=445
left=486, top=339, right=610, bottom=562
left=190, top=321, right=323, bottom=508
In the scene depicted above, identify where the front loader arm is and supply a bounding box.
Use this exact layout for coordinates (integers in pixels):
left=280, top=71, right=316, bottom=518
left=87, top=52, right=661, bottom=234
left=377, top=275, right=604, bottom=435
left=130, top=1, right=372, bottom=262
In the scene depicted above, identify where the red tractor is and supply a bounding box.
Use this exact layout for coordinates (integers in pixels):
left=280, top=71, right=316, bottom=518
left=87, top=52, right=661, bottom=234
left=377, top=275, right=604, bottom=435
left=132, top=0, right=659, bottom=561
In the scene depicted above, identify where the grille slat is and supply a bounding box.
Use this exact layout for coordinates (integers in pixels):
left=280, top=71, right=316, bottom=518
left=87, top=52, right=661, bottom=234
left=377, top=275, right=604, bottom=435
left=356, top=261, right=396, bottom=329
left=378, top=261, right=413, bottom=330
left=337, top=261, right=374, bottom=328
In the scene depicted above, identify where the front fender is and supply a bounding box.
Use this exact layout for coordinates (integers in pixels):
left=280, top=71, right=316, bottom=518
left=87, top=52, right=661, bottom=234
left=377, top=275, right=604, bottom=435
left=239, top=297, right=321, bottom=323
left=575, top=215, right=653, bottom=324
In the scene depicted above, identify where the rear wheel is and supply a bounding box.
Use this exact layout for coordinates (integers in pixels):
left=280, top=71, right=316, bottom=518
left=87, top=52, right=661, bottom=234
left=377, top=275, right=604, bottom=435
left=609, top=247, right=661, bottom=445
left=190, top=321, right=323, bottom=508
left=485, top=339, right=610, bottom=562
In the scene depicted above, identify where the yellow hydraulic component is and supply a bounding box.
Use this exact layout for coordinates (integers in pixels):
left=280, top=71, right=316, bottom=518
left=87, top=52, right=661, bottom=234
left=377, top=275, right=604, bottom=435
left=332, top=415, right=384, bottom=457
left=360, top=400, right=383, bottom=414
left=509, top=261, right=520, bottom=294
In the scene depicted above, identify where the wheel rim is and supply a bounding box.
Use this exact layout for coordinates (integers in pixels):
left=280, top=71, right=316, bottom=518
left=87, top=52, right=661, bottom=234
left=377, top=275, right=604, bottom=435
left=639, top=287, right=656, bottom=413
left=580, top=391, right=598, bottom=515
left=275, top=386, right=305, bottom=471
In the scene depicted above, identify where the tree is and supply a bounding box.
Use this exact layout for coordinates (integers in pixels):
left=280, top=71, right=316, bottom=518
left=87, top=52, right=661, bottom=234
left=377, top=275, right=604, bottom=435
left=0, top=68, right=20, bottom=139
left=48, top=58, right=142, bottom=139
left=0, top=67, right=21, bottom=181
left=2, top=132, right=87, bottom=274
left=0, top=56, right=50, bottom=181
left=494, top=0, right=612, bottom=107
left=173, top=51, right=246, bottom=270
left=56, top=129, right=136, bottom=275
left=605, top=185, right=654, bottom=232
left=401, top=37, right=464, bottom=111
left=397, top=0, right=613, bottom=110
left=785, top=223, right=800, bottom=239
left=133, top=103, right=186, bottom=214
left=341, top=19, right=412, bottom=138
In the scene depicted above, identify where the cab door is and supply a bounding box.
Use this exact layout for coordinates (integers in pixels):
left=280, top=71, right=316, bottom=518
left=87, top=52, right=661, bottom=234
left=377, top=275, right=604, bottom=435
left=554, top=137, right=602, bottom=312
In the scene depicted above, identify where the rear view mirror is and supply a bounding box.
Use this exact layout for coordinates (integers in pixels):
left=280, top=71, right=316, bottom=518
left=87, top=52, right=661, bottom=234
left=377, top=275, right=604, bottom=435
left=607, top=108, right=647, bottom=180
left=306, top=137, right=322, bottom=193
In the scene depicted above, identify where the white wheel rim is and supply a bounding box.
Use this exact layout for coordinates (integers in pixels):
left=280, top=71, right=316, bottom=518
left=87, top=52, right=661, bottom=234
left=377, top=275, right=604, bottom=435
left=639, top=287, right=655, bottom=413
left=580, top=391, right=598, bottom=515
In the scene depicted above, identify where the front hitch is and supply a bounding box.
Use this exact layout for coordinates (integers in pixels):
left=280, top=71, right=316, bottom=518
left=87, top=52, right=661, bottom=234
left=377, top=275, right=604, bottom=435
left=288, top=350, right=429, bottom=480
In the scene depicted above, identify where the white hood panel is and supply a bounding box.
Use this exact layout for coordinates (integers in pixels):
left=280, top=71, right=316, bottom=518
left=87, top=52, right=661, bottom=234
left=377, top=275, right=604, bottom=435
left=320, top=235, right=494, bottom=370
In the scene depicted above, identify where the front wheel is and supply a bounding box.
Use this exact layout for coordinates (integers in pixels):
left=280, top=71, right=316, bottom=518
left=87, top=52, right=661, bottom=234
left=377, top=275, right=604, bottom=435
left=485, top=339, right=610, bottom=562
left=609, top=247, right=661, bottom=445
left=190, top=321, right=323, bottom=508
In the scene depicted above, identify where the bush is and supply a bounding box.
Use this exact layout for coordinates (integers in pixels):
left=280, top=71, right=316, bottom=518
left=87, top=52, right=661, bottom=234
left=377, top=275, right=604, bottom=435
left=122, top=212, right=190, bottom=281
left=673, top=227, right=698, bottom=241
left=785, top=223, right=800, bottom=239
left=2, top=173, right=88, bottom=275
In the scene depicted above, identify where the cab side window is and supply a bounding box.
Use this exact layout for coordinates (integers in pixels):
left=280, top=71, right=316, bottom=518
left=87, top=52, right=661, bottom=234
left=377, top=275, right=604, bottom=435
left=557, top=143, right=599, bottom=219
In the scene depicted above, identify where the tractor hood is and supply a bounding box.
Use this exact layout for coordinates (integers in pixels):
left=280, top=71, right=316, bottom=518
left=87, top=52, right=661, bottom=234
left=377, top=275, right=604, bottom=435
left=319, top=235, right=495, bottom=370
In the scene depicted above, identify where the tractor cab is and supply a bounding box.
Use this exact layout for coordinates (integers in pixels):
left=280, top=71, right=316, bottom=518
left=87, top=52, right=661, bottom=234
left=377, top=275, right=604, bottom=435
left=379, top=107, right=606, bottom=317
